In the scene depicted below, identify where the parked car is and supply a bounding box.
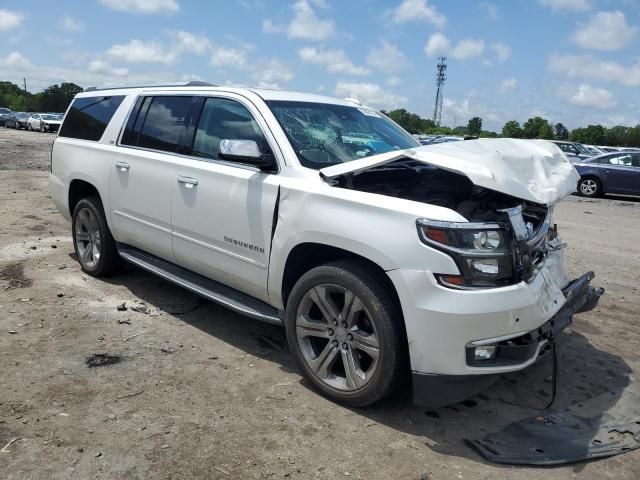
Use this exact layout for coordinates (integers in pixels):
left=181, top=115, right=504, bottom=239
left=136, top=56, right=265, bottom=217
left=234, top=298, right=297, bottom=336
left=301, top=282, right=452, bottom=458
left=0, top=107, right=12, bottom=126
left=551, top=141, right=593, bottom=160
left=574, top=151, right=640, bottom=197
left=27, top=113, right=62, bottom=132
left=48, top=83, right=602, bottom=407
left=4, top=111, right=30, bottom=129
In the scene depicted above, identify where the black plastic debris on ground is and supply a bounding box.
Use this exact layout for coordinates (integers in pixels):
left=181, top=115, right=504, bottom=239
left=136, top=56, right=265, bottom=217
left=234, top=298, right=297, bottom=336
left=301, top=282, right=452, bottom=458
left=465, top=383, right=640, bottom=465
left=86, top=353, right=123, bottom=368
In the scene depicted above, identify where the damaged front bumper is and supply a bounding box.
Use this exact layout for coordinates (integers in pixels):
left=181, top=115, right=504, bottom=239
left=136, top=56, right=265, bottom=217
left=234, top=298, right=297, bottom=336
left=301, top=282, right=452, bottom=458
left=412, top=271, right=604, bottom=407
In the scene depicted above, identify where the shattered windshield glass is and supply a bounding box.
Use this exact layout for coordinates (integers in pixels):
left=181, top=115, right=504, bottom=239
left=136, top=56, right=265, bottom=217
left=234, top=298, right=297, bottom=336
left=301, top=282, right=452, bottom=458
left=266, top=100, right=419, bottom=169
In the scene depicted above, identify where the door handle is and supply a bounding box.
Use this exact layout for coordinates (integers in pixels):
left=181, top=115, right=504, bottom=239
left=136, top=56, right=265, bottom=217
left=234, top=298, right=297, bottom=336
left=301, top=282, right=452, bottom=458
left=177, top=175, right=198, bottom=188
left=115, top=161, right=130, bottom=171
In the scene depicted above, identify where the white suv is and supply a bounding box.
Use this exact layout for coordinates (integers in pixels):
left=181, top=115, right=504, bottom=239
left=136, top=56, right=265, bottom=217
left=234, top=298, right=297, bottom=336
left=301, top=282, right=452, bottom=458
left=49, top=82, right=602, bottom=407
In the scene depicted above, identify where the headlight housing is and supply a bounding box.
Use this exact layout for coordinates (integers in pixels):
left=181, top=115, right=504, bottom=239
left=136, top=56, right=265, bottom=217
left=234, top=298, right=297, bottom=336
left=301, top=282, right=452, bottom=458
left=417, top=219, right=516, bottom=289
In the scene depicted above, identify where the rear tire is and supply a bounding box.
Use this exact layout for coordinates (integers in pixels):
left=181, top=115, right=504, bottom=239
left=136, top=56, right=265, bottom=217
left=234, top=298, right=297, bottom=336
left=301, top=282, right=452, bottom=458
left=578, top=176, right=602, bottom=197
left=72, top=196, right=124, bottom=277
left=285, top=260, right=406, bottom=407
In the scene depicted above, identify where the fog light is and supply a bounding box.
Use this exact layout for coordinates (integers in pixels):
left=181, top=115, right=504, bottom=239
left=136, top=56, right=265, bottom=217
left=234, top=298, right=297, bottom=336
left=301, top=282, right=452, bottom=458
left=474, top=345, right=497, bottom=361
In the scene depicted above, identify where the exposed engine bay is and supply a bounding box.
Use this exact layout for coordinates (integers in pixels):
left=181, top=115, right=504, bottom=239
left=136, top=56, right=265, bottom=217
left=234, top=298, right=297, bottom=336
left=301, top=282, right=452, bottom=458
left=331, top=159, right=549, bottom=227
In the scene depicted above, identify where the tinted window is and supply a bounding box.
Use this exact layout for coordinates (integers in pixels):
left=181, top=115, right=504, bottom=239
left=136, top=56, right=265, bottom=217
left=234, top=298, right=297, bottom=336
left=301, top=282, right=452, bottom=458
left=136, top=96, right=193, bottom=153
left=192, top=97, right=269, bottom=161
left=59, top=96, right=125, bottom=141
left=598, top=154, right=633, bottom=166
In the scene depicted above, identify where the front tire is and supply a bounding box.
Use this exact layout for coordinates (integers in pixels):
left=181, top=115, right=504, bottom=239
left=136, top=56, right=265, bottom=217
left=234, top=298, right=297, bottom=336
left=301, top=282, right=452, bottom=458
left=27, top=124, right=32, bottom=131
left=285, top=260, right=406, bottom=407
left=72, top=196, right=124, bottom=277
left=578, top=177, right=602, bottom=197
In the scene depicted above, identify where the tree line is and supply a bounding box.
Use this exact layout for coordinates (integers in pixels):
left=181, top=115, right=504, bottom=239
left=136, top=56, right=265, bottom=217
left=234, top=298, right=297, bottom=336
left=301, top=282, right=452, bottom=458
left=383, top=108, right=640, bottom=147
left=0, top=81, right=83, bottom=113
left=2, top=80, right=639, bottom=147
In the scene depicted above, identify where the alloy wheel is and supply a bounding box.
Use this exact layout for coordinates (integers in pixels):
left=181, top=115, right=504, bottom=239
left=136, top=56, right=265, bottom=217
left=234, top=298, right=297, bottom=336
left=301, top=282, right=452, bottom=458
left=74, top=207, right=101, bottom=269
left=295, top=284, right=380, bottom=391
left=580, top=179, right=598, bottom=196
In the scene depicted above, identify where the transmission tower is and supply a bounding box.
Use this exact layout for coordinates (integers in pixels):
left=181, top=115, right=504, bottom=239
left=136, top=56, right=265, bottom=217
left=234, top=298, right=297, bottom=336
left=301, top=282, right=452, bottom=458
left=432, top=56, right=447, bottom=126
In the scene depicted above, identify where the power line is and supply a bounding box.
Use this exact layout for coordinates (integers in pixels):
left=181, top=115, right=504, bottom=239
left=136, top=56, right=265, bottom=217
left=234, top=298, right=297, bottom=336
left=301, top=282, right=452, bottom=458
left=432, top=57, right=447, bottom=127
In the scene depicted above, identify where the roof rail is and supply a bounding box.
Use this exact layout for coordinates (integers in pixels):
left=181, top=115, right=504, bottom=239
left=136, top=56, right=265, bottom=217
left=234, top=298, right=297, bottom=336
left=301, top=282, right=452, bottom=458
left=84, top=80, right=216, bottom=92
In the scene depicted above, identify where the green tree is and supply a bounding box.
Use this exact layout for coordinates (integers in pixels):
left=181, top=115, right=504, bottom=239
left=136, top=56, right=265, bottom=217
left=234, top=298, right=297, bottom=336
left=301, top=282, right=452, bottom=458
left=522, top=116, right=553, bottom=139
left=384, top=108, right=436, bottom=134
left=501, top=120, right=522, bottom=138
left=554, top=123, right=569, bottom=140
left=569, top=124, right=606, bottom=145
left=38, top=82, right=83, bottom=112
left=467, top=116, right=482, bottom=136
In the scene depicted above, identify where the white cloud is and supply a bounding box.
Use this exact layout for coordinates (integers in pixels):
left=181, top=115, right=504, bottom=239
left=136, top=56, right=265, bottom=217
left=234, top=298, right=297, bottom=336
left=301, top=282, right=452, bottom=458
left=0, top=51, right=180, bottom=92
left=107, top=39, right=174, bottom=64
left=334, top=82, right=406, bottom=109
left=252, top=59, right=294, bottom=89
left=425, top=33, right=485, bottom=60
left=491, top=42, right=511, bottom=62
left=388, top=0, right=446, bottom=28
left=0, top=9, right=24, bottom=31
left=299, top=47, right=370, bottom=76
left=443, top=97, right=471, bottom=119
left=99, top=0, right=179, bottom=14
left=88, top=59, right=128, bottom=77
left=568, top=83, right=616, bottom=108
left=500, top=77, right=517, bottom=92
left=549, top=53, right=640, bottom=87
left=174, top=31, right=212, bottom=55
left=480, top=2, right=499, bottom=20
left=572, top=11, right=637, bottom=51
left=210, top=47, right=248, bottom=68
left=366, top=40, right=407, bottom=72
left=387, top=76, right=402, bottom=87
left=4, top=51, right=31, bottom=68
left=539, top=0, right=590, bottom=12
left=264, top=0, right=335, bottom=41
left=60, top=15, right=84, bottom=32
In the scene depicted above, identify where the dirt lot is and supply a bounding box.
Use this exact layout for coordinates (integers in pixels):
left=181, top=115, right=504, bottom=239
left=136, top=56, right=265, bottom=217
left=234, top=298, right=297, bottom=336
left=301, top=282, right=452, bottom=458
left=1, top=127, right=639, bottom=479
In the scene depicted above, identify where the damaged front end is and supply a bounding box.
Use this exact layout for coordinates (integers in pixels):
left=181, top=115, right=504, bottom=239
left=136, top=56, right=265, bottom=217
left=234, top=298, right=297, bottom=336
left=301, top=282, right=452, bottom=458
left=322, top=139, right=604, bottom=404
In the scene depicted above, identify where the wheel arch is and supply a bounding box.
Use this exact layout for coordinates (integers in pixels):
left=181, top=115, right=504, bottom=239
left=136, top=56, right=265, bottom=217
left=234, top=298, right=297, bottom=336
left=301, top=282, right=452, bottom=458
left=279, top=242, right=405, bottom=325
left=68, top=179, right=102, bottom=217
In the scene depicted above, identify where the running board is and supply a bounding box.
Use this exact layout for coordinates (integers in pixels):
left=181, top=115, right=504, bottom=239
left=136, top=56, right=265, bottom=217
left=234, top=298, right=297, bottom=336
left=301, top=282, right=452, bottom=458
left=117, top=245, right=282, bottom=325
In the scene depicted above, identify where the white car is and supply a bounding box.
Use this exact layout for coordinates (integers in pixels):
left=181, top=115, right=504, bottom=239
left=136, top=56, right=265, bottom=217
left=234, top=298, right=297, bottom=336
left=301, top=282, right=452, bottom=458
left=28, top=113, right=62, bottom=132
left=48, top=82, right=603, bottom=407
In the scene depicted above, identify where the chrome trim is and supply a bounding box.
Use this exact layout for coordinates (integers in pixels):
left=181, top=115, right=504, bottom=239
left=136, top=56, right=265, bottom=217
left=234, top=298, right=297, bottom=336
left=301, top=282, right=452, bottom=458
left=112, top=210, right=172, bottom=234
left=171, top=230, right=267, bottom=269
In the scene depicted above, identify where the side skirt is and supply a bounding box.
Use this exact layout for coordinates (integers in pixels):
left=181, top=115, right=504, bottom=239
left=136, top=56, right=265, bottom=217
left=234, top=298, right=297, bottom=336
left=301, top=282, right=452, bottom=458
left=117, top=244, right=282, bottom=325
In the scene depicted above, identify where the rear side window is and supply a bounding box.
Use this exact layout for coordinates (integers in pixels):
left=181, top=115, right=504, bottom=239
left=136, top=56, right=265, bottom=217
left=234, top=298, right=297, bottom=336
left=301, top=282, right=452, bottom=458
left=132, top=96, right=193, bottom=153
left=59, top=96, right=125, bottom=141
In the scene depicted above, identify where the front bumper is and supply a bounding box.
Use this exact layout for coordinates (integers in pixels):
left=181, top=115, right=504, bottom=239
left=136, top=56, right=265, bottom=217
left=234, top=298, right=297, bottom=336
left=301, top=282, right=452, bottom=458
left=411, top=271, right=603, bottom=407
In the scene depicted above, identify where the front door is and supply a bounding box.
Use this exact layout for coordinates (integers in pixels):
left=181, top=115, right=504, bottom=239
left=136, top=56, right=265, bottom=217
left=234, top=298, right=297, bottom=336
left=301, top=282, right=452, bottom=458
left=171, top=95, right=281, bottom=303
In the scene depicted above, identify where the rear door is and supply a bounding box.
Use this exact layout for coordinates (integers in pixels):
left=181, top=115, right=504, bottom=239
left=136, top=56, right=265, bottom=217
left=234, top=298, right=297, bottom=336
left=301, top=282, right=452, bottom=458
left=599, top=153, right=637, bottom=194
left=110, top=95, right=199, bottom=262
left=170, top=94, right=281, bottom=303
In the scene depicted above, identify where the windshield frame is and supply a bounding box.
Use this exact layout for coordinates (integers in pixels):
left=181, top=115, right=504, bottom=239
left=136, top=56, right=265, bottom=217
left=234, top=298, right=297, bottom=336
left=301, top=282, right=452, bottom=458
left=265, top=100, right=419, bottom=170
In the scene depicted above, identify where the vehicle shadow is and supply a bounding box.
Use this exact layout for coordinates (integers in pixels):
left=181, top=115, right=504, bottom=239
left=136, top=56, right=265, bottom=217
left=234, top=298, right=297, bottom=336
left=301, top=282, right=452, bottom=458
left=106, top=264, right=633, bottom=468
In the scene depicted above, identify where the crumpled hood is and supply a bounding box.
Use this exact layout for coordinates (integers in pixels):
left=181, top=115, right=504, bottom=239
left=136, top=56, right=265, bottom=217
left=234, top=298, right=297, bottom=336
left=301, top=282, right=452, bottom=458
left=320, top=138, right=580, bottom=205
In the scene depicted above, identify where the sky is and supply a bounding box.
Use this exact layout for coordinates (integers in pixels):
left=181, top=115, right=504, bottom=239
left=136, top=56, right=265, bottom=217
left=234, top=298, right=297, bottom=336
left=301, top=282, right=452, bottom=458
left=0, top=0, right=639, bottom=131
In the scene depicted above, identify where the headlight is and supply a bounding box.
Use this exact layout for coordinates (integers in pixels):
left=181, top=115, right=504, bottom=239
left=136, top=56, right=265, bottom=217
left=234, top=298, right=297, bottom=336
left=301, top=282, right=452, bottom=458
left=416, top=219, right=515, bottom=289
left=43, top=122, right=48, bottom=126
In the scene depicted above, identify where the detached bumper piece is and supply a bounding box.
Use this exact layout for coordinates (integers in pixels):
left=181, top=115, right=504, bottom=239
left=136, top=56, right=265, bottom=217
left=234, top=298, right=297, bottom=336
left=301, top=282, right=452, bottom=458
left=414, top=272, right=603, bottom=408
left=466, top=271, right=604, bottom=368
left=466, top=383, right=640, bottom=465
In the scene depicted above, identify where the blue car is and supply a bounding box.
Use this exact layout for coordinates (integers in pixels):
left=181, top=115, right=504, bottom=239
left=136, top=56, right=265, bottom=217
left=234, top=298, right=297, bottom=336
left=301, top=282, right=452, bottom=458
left=574, top=151, right=640, bottom=197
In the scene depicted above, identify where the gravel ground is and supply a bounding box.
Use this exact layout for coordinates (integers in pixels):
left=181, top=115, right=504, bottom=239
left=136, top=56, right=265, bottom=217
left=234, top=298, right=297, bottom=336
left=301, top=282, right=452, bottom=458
left=1, top=127, right=639, bottom=479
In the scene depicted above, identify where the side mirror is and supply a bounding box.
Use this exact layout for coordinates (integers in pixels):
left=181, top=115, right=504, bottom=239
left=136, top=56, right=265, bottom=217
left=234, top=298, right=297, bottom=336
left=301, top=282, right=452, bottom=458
left=219, top=139, right=275, bottom=171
